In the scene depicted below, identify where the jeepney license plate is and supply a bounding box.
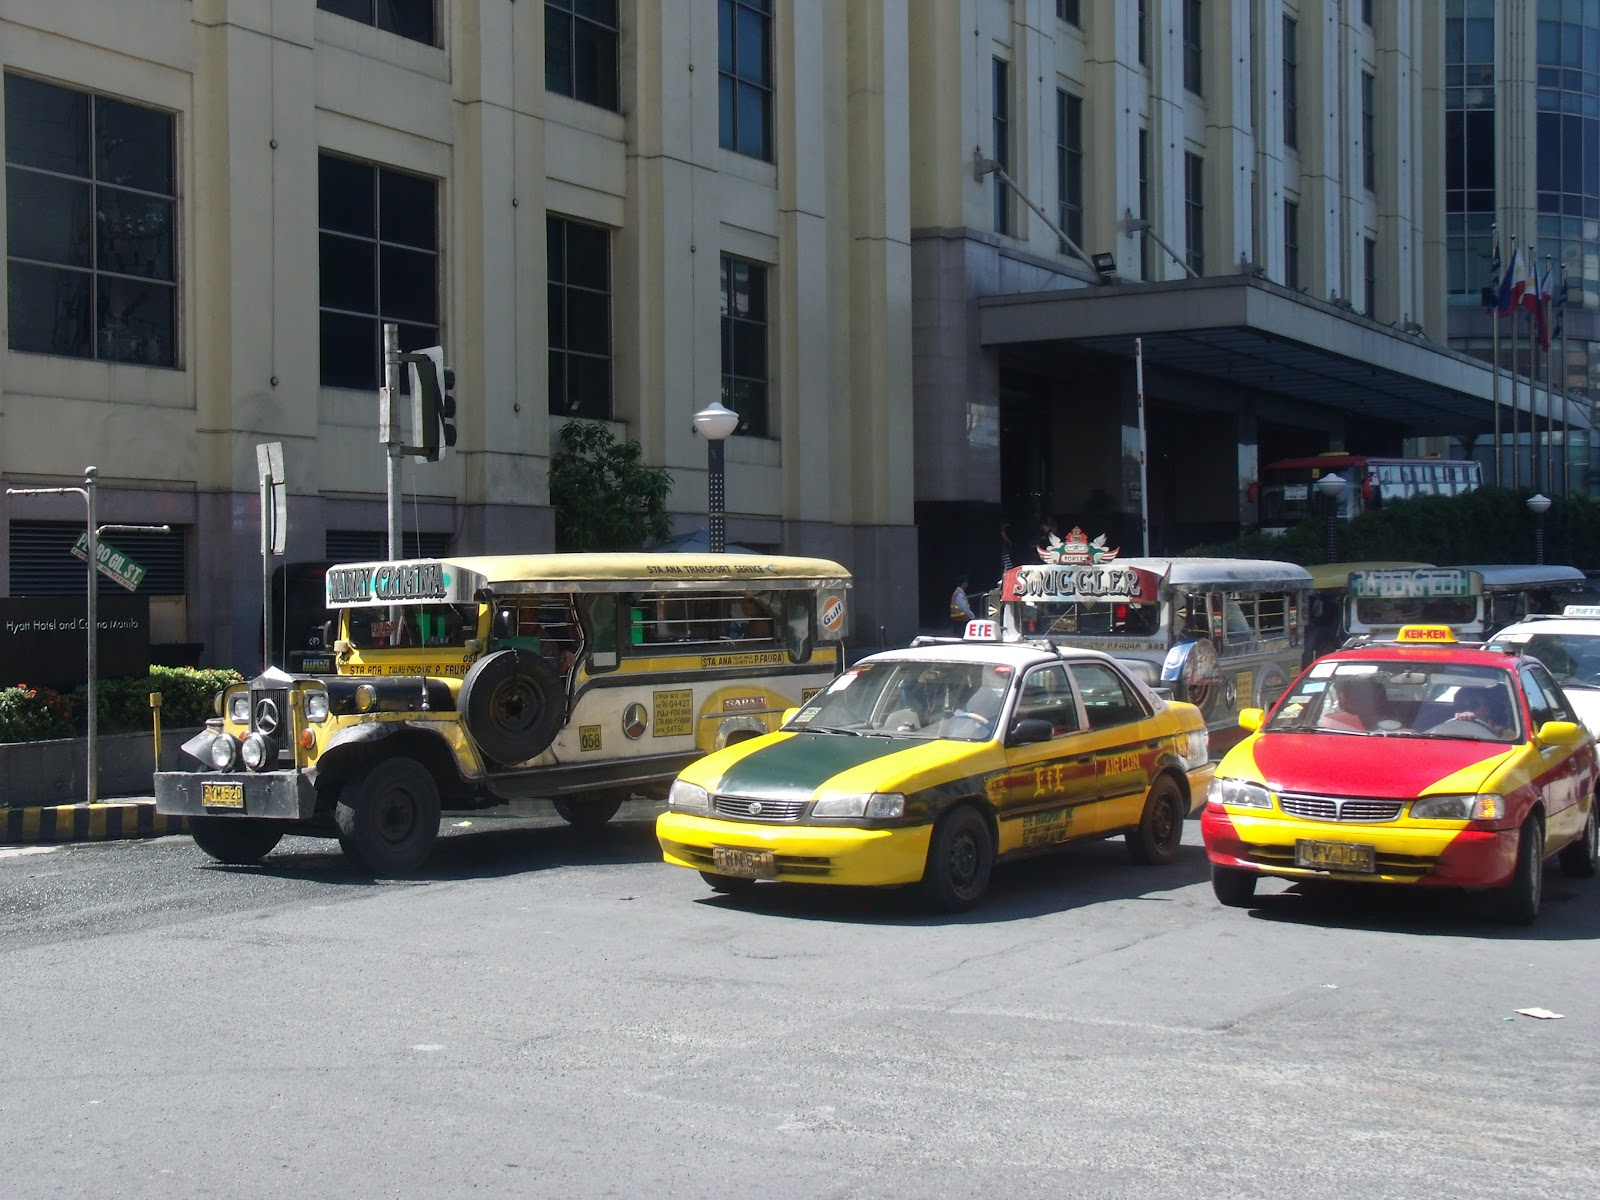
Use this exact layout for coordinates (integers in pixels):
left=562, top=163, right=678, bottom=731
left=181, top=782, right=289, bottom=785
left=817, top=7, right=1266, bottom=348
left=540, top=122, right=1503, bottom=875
left=1295, top=839, right=1375, bottom=873
left=712, top=846, right=776, bottom=879
left=201, top=782, right=245, bottom=810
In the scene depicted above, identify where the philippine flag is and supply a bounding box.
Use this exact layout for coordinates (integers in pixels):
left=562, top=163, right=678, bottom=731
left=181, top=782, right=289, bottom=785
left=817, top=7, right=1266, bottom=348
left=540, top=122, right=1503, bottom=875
left=1496, top=246, right=1526, bottom=315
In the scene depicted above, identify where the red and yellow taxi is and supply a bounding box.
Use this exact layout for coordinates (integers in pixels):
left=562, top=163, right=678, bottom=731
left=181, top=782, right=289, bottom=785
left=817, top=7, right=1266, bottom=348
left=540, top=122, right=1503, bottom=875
left=1201, top=625, right=1600, bottom=923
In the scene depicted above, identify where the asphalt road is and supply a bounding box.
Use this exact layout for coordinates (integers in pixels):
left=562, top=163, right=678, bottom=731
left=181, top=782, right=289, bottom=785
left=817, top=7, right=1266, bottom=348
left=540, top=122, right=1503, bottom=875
left=2, top=804, right=1597, bottom=1200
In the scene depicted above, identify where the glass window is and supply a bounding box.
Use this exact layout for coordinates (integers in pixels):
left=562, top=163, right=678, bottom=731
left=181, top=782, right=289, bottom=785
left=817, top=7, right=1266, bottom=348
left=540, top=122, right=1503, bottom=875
left=317, top=153, right=439, bottom=390
left=1017, top=664, right=1081, bottom=736
left=1364, top=237, right=1377, bottom=318
left=1069, top=662, right=1149, bottom=730
left=720, top=255, right=769, bottom=437
left=1184, top=151, right=1205, bottom=275
left=1057, top=0, right=1080, bottom=25
left=1138, top=129, right=1150, bottom=279
left=1283, top=16, right=1298, bottom=150
left=1526, top=663, right=1576, bottom=723
left=1362, top=71, right=1377, bottom=192
left=1183, top=0, right=1203, bottom=95
left=993, top=58, right=1011, bottom=235
left=547, top=216, right=612, bottom=419
left=545, top=0, right=619, bottom=111
left=1138, top=0, right=1148, bottom=64
left=317, top=0, right=438, bottom=46
left=1284, top=199, right=1300, bottom=290
left=1057, top=90, right=1083, bottom=253
left=718, top=0, right=772, bottom=161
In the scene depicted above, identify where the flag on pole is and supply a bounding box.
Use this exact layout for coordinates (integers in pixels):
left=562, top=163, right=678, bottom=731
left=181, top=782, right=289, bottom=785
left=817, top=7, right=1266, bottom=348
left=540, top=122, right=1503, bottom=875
left=1486, top=233, right=1502, bottom=309
left=1555, top=265, right=1567, bottom=340
left=1497, top=246, right=1526, bottom=314
left=1534, top=259, right=1553, bottom=351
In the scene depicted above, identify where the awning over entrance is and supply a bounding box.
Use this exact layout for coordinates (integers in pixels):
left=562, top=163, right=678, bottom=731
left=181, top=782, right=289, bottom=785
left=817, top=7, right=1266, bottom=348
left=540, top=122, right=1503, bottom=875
left=977, top=276, right=1590, bottom=437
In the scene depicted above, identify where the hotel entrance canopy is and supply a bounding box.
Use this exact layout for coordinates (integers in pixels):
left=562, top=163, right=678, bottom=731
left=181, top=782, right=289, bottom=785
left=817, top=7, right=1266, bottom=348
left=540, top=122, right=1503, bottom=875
left=977, top=276, right=1589, bottom=437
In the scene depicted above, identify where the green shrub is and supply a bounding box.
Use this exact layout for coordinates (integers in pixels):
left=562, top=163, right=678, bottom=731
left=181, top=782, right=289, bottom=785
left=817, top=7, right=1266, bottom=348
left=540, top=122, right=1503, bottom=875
left=0, top=684, right=77, bottom=743
left=0, top=666, right=243, bottom=743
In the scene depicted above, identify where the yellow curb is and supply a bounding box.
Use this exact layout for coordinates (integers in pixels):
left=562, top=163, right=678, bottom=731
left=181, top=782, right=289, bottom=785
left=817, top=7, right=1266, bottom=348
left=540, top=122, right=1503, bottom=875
left=2, top=802, right=189, bottom=844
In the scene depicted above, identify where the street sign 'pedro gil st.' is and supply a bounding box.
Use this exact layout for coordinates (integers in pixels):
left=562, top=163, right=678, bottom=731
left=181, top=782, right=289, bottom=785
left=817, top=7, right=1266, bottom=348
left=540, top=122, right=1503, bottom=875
left=71, top=533, right=146, bottom=592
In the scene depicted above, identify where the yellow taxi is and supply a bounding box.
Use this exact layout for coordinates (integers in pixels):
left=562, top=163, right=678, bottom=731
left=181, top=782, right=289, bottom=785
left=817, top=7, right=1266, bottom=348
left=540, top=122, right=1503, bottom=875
left=656, top=621, right=1214, bottom=911
left=1201, top=625, right=1600, bottom=923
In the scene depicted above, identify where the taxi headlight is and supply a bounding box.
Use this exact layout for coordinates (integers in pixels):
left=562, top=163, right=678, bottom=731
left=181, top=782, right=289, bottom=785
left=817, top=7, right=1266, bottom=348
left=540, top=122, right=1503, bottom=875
left=1208, top=777, right=1273, bottom=809
left=208, top=733, right=239, bottom=771
left=667, top=780, right=710, bottom=813
left=1411, top=793, right=1503, bottom=821
left=227, top=691, right=251, bottom=723
left=241, top=732, right=277, bottom=771
left=303, top=689, right=330, bottom=723
left=1180, top=729, right=1211, bottom=770
left=812, top=792, right=906, bottom=819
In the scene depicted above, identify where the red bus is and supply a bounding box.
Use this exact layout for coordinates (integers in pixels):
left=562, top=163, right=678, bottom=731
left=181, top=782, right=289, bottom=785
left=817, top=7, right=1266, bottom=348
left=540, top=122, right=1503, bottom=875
left=1258, top=453, right=1481, bottom=533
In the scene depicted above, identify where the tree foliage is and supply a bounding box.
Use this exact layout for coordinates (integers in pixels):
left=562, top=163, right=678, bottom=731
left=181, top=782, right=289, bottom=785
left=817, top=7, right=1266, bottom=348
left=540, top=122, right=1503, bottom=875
left=1192, top=487, right=1600, bottom=570
left=549, top=421, right=674, bottom=552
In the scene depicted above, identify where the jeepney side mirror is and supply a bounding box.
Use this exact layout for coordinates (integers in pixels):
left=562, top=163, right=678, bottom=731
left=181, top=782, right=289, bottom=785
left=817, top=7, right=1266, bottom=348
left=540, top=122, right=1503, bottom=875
left=334, top=639, right=352, bottom=661
left=1238, top=707, right=1265, bottom=732
left=1006, top=717, right=1055, bottom=747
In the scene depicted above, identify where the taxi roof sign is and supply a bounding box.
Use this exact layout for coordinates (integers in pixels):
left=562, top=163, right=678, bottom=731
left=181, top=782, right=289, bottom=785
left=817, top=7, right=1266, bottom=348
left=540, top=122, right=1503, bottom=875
left=1395, top=624, right=1458, bottom=644
left=1562, top=604, right=1600, bottom=618
left=963, top=618, right=1001, bottom=642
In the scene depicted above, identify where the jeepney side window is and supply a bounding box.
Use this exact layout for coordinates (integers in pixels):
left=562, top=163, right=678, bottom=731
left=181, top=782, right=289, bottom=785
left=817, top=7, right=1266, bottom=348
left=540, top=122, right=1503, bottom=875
left=1220, top=593, right=1254, bottom=644
left=784, top=592, right=812, bottom=662
left=1253, top=592, right=1293, bottom=640
left=581, top=596, right=620, bottom=670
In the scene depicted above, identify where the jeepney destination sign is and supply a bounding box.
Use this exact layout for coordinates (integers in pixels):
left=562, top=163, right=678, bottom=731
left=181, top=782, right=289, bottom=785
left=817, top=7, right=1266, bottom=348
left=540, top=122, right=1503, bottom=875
left=1002, top=564, right=1160, bottom=603
left=326, top=561, right=466, bottom=607
left=1348, top=567, right=1481, bottom=599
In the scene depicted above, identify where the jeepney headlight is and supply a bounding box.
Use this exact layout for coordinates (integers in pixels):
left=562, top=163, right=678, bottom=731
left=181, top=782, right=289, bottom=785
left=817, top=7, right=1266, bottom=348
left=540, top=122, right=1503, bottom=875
left=1208, top=777, right=1273, bottom=809
left=1410, top=793, right=1503, bottom=821
left=303, top=689, right=330, bottom=723
left=241, top=732, right=277, bottom=771
left=208, top=733, right=239, bottom=771
left=812, top=792, right=906, bottom=819
left=355, top=684, right=378, bottom=713
left=227, top=691, right=251, bottom=723
left=667, top=780, right=710, bottom=813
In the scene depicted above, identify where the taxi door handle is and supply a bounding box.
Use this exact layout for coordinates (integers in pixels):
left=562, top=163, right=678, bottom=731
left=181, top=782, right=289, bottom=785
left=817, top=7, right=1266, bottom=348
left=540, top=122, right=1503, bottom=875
left=1075, top=755, right=1092, bottom=764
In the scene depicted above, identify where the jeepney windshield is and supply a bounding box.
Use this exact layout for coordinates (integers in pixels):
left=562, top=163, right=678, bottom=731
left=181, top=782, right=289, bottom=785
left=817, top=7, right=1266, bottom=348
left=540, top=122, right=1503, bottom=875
left=1010, top=600, right=1162, bottom=640
left=788, top=660, right=1015, bottom=742
left=1351, top=594, right=1478, bottom=629
left=345, top=603, right=479, bottom=650
left=1265, top=660, right=1521, bottom=743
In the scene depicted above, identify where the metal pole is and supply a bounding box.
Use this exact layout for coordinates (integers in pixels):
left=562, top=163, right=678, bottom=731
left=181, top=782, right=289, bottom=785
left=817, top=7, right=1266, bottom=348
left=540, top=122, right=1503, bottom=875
left=1545, top=255, right=1555, bottom=489
left=1536, top=514, right=1545, bottom=565
left=1511, top=290, right=1521, bottom=490
left=1491, top=288, right=1502, bottom=486
left=261, top=470, right=272, bottom=672
left=384, top=322, right=403, bottom=560
left=1135, top=337, right=1151, bottom=556
left=85, top=467, right=98, bottom=808
left=1562, top=287, right=1572, bottom=496
left=708, top=437, right=726, bottom=554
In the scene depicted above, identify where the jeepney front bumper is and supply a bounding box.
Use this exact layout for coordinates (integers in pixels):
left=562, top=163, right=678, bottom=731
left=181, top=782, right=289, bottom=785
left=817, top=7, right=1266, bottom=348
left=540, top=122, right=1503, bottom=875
left=154, top=770, right=318, bottom=821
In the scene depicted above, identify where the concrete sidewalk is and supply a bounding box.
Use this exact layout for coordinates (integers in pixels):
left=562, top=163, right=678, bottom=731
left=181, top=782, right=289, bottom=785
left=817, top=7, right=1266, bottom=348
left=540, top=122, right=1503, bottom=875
left=3, top=799, right=188, bottom=844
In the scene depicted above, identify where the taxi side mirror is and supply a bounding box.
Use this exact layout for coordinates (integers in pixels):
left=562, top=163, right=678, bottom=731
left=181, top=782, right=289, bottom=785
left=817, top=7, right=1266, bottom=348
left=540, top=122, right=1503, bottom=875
left=1536, top=719, right=1586, bottom=749
left=1006, top=717, right=1055, bottom=747
left=1238, top=707, right=1265, bottom=732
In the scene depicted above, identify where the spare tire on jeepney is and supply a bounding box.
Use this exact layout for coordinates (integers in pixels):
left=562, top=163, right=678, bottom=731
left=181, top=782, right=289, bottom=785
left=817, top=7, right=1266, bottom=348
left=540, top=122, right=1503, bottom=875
left=458, top=649, right=566, bottom=766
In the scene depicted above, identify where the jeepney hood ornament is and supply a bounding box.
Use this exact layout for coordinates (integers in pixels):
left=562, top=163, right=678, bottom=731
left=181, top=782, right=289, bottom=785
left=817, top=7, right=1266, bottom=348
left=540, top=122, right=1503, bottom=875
left=1039, top=527, right=1120, bottom=565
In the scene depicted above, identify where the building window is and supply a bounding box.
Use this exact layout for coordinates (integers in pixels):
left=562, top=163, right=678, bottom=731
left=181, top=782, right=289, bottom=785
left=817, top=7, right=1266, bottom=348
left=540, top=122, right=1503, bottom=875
left=547, top=216, right=612, bottom=419
left=1057, top=91, right=1084, bottom=254
left=317, top=153, right=439, bottom=391
left=1183, top=0, right=1203, bottom=96
left=1364, top=237, right=1377, bottom=318
left=1056, top=0, right=1080, bottom=26
left=720, top=256, right=769, bottom=438
left=993, top=58, right=1011, bottom=236
left=317, top=0, right=437, bottom=46
left=1138, top=0, right=1147, bottom=65
left=1283, top=16, right=1298, bottom=150
left=4, top=74, right=177, bottom=367
left=1138, top=129, right=1150, bottom=280
left=1184, top=151, right=1205, bottom=276
left=1284, top=200, right=1300, bottom=291
left=545, top=0, right=619, bottom=110
left=1362, top=70, right=1376, bottom=192
left=1362, top=0, right=1373, bottom=27
left=719, top=0, right=772, bottom=161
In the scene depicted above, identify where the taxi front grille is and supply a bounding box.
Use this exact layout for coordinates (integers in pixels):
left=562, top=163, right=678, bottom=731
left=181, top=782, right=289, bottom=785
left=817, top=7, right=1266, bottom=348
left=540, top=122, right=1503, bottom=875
left=1277, top=793, right=1404, bottom=823
left=711, top=794, right=808, bottom=822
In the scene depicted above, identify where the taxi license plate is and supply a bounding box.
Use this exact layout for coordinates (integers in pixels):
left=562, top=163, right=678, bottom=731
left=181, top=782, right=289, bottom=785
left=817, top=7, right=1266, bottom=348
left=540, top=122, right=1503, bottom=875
left=1295, top=839, right=1375, bottom=873
left=712, top=846, right=775, bottom=879
left=201, top=782, right=245, bottom=810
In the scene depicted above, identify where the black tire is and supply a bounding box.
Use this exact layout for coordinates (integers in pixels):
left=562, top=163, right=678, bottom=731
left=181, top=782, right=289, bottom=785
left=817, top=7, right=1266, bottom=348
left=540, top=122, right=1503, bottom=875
left=919, top=805, right=994, bottom=913
left=699, top=871, right=758, bottom=894
left=1558, top=801, right=1599, bottom=879
left=1211, top=863, right=1258, bottom=907
left=1126, top=774, right=1186, bottom=866
left=458, top=649, right=565, bottom=766
left=334, top=756, right=441, bottom=877
left=189, top=818, right=284, bottom=865
left=553, top=795, right=625, bottom=831
left=1496, top=812, right=1544, bottom=925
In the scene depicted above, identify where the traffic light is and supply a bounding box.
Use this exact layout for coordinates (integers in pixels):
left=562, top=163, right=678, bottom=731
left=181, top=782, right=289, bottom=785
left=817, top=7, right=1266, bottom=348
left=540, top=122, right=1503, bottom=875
left=402, top=346, right=457, bottom=461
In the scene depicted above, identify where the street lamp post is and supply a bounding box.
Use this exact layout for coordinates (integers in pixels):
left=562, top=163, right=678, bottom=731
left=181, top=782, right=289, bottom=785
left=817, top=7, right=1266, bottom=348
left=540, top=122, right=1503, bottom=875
left=1316, top=473, right=1348, bottom=564
left=1527, top=493, right=1552, bottom=564
left=692, top=400, right=740, bottom=553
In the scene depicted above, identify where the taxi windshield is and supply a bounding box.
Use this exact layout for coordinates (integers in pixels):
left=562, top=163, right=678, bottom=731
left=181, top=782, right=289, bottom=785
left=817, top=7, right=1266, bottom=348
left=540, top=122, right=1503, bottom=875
left=1488, top=631, right=1600, bottom=689
left=787, top=660, right=1014, bottom=741
left=1265, top=660, right=1521, bottom=742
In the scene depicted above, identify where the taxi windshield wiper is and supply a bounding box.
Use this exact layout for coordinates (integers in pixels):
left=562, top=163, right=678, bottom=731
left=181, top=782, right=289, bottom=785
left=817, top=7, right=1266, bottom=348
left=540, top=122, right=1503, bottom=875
left=803, top=724, right=862, bottom=737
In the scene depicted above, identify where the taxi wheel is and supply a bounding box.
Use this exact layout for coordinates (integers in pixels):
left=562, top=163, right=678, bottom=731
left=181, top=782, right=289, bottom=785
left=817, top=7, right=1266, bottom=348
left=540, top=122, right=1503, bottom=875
left=553, top=795, right=625, bottom=831
left=699, top=871, right=758, bottom=895
left=1210, top=864, right=1257, bottom=908
left=1557, top=801, right=1599, bottom=879
left=1495, top=813, right=1544, bottom=925
left=919, top=805, right=994, bottom=913
left=189, top=818, right=284, bottom=866
left=1127, top=775, right=1185, bottom=866
left=335, top=756, right=442, bottom=877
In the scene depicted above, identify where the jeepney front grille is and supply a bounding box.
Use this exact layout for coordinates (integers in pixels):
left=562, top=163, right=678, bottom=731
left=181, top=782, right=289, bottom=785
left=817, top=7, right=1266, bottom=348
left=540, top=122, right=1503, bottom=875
left=1277, top=793, right=1404, bottom=823
left=249, top=687, right=292, bottom=736
left=712, top=793, right=808, bottom=822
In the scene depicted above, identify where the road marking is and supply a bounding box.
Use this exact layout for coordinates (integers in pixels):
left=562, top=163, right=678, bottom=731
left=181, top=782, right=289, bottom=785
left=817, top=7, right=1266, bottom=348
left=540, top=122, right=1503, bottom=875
left=0, top=846, right=62, bottom=860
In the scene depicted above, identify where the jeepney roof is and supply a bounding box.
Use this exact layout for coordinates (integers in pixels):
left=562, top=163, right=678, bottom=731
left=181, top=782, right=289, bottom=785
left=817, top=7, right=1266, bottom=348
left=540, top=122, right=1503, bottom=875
left=1306, top=561, right=1433, bottom=591
left=1451, top=564, right=1586, bottom=591
left=1113, top=557, right=1313, bottom=588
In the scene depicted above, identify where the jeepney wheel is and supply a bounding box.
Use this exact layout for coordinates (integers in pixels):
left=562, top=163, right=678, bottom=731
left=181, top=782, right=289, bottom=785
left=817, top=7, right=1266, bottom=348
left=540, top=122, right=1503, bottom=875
left=1210, top=864, right=1257, bottom=907
left=699, top=871, right=758, bottom=894
left=335, top=756, right=441, bottom=877
left=1557, top=800, right=1599, bottom=879
left=1126, top=775, right=1185, bottom=866
left=1494, top=812, right=1544, bottom=925
left=459, top=649, right=566, bottom=767
left=919, top=804, right=994, bottom=913
left=189, top=818, right=284, bottom=866
left=553, top=795, right=625, bottom=831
